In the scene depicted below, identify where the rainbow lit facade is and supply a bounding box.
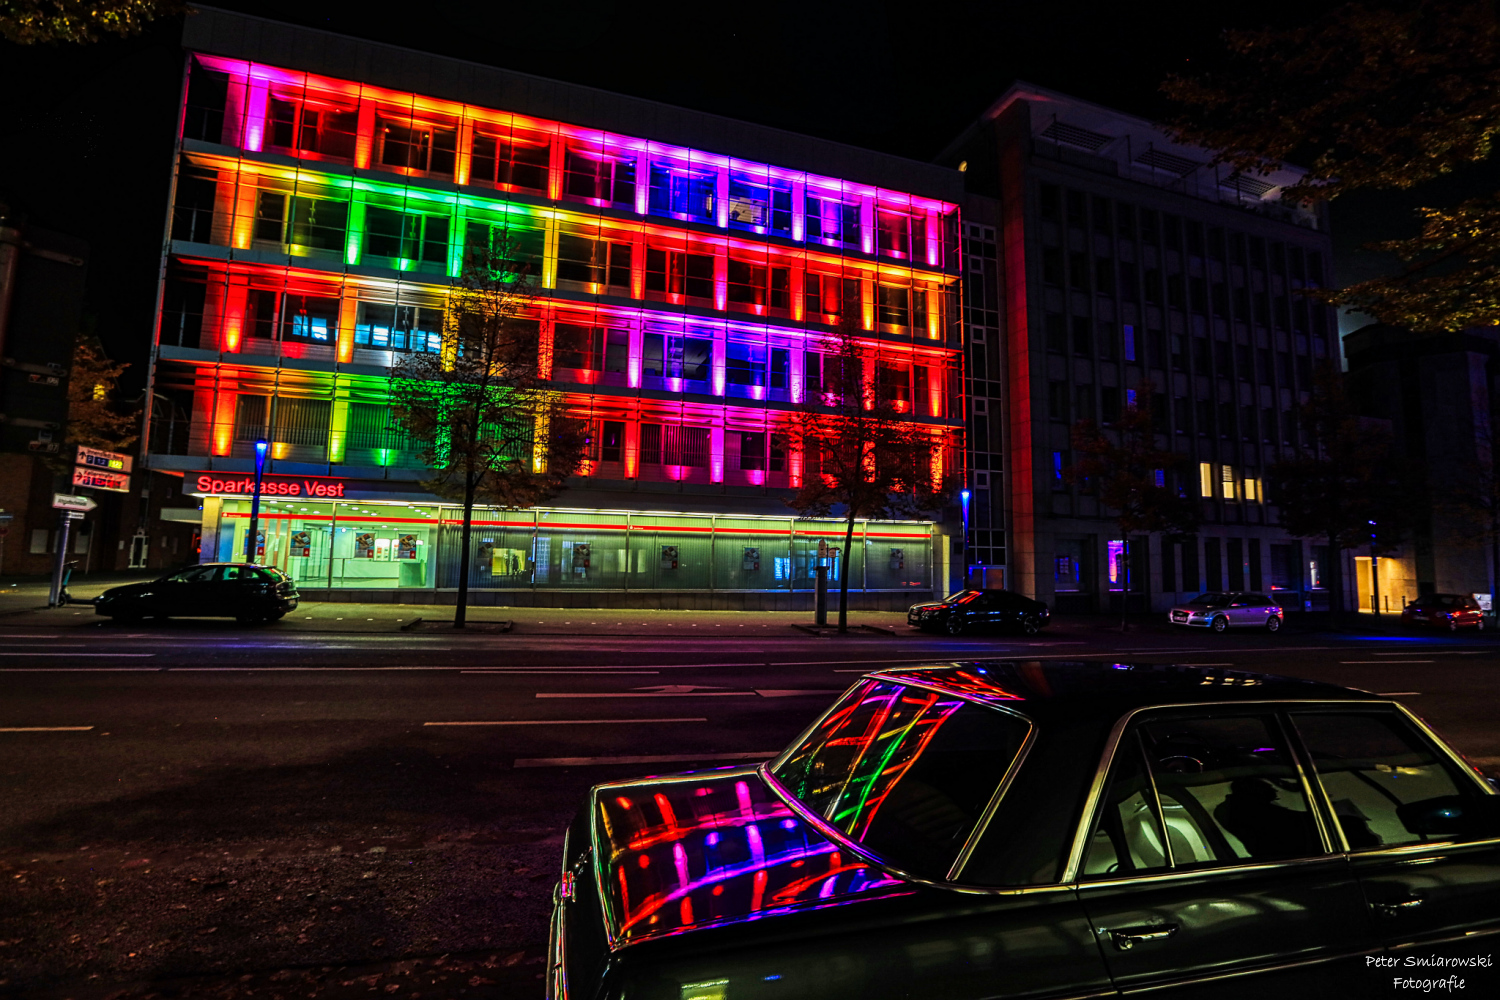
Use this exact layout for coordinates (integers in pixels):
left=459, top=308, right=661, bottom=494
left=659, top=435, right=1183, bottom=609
left=150, top=51, right=965, bottom=600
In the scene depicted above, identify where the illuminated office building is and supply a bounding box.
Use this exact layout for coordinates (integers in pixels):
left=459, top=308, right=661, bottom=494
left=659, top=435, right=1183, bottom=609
left=149, top=9, right=966, bottom=607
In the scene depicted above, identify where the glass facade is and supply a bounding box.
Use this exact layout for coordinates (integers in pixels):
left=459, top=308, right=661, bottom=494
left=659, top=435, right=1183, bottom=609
left=206, top=497, right=934, bottom=594
left=152, top=54, right=965, bottom=494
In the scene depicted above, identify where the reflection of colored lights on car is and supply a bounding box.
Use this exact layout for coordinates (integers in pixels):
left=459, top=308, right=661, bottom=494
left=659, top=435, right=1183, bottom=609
left=595, top=770, right=910, bottom=947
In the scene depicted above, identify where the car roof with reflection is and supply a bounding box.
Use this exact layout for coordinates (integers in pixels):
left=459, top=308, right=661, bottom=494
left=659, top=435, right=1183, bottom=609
left=863, top=661, right=1369, bottom=720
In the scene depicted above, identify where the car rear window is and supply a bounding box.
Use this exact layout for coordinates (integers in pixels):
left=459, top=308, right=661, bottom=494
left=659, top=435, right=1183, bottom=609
left=770, top=679, right=1031, bottom=880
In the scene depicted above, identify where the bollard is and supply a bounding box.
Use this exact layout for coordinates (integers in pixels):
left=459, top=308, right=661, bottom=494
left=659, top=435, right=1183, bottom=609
left=815, top=565, right=828, bottom=626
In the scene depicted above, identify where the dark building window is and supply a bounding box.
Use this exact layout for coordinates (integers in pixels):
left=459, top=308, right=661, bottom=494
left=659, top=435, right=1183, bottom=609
left=1048, top=381, right=1069, bottom=422
left=471, top=129, right=550, bottom=192
left=1040, top=184, right=1061, bottom=221
left=1072, top=316, right=1093, bottom=356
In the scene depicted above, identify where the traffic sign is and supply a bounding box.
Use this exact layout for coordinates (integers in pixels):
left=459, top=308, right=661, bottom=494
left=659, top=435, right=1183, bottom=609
left=76, top=445, right=133, bottom=474
left=52, top=493, right=98, bottom=512
left=72, top=467, right=130, bottom=492
left=65, top=511, right=85, bottom=520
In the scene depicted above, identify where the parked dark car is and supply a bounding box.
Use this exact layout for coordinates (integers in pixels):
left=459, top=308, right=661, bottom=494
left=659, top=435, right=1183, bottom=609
left=1401, top=593, right=1485, bottom=631
left=907, top=589, right=1050, bottom=635
left=546, top=661, right=1500, bottom=1000
left=1168, top=591, right=1285, bottom=633
left=94, top=563, right=299, bottom=623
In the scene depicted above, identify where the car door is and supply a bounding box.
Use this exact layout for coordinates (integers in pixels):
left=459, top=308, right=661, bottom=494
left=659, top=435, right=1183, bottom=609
left=156, top=565, right=215, bottom=615
left=1224, top=595, right=1252, bottom=627
left=1288, top=707, right=1500, bottom=962
left=1076, top=708, right=1378, bottom=997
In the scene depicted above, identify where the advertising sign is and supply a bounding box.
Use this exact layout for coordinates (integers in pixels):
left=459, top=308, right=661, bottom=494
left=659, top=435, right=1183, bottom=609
left=76, top=445, right=134, bottom=474
left=890, top=548, right=904, bottom=570
left=71, top=467, right=130, bottom=492
left=398, top=535, right=419, bottom=559
left=255, top=529, right=266, bottom=558
left=290, top=530, right=311, bottom=557
left=572, top=542, right=591, bottom=574
left=743, top=547, right=760, bottom=571
left=661, top=545, right=679, bottom=570
left=355, top=532, right=375, bottom=558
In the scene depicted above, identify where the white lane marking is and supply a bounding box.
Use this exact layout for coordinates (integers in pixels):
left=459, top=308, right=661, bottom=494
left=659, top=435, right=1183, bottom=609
left=0, top=726, right=95, bottom=732
left=461, top=669, right=661, bottom=675
left=514, top=751, right=778, bottom=768
left=1175, top=663, right=1236, bottom=667
left=1340, top=660, right=1434, bottom=665
left=0, top=652, right=153, bottom=657
left=1377, top=691, right=1422, bottom=696
left=536, top=689, right=842, bottom=700
left=0, top=635, right=63, bottom=638
left=424, top=717, right=707, bottom=727
left=538, top=691, right=753, bottom=699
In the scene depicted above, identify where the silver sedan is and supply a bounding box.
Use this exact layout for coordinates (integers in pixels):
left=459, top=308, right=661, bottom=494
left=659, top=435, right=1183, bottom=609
left=1168, top=592, right=1285, bottom=633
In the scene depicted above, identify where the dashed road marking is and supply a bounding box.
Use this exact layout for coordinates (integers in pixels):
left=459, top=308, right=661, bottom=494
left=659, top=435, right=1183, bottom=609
left=514, top=751, right=778, bottom=768
left=423, top=717, right=707, bottom=727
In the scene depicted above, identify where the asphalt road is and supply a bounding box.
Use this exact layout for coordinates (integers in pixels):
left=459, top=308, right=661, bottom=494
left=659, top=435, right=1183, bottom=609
left=2, top=615, right=1497, bottom=999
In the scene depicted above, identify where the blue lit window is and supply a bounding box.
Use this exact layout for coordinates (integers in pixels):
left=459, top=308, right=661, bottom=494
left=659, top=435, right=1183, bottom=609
left=649, top=162, right=715, bottom=223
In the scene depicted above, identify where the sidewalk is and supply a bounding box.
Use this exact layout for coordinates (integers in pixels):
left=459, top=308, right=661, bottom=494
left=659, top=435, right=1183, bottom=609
left=0, top=589, right=920, bottom=636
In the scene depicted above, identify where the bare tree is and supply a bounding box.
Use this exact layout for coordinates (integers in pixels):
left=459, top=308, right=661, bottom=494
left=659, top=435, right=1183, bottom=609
left=786, top=314, right=955, bottom=632
left=389, top=237, right=587, bottom=627
left=1066, top=382, right=1199, bottom=630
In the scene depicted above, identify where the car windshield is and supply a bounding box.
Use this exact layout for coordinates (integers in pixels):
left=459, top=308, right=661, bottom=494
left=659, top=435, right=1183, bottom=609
left=944, top=590, right=981, bottom=603
left=1186, top=593, right=1230, bottom=608
left=770, top=678, right=1031, bottom=880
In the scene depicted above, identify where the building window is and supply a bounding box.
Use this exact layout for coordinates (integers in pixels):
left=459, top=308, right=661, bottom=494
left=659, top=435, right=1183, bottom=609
left=1072, top=316, right=1092, bottom=356
left=879, top=361, right=912, bottom=411
left=1221, top=464, right=1238, bottom=500
left=268, top=96, right=357, bottom=159
left=564, top=148, right=636, bottom=207
left=640, top=424, right=710, bottom=467
left=376, top=115, right=457, bottom=176
left=365, top=207, right=449, bottom=265
left=1048, top=381, right=1069, bottom=422
left=1045, top=313, right=1066, bottom=353
left=805, top=193, right=862, bottom=248
left=557, top=234, right=632, bottom=291
left=727, top=258, right=791, bottom=312
left=470, top=128, right=550, bottom=192
left=645, top=248, right=714, bottom=301
left=1123, top=324, right=1137, bottom=362
left=1199, top=462, right=1214, bottom=498
left=726, top=341, right=767, bottom=387
left=727, top=175, right=793, bottom=235
left=643, top=332, right=711, bottom=381
left=739, top=431, right=766, bottom=470
left=253, top=191, right=348, bottom=252
left=877, top=283, right=911, bottom=329
left=648, top=162, right=715, bottom=222
left=353, top=302, right=445, bottom=353
left=554, top=324, right=628, bottom=375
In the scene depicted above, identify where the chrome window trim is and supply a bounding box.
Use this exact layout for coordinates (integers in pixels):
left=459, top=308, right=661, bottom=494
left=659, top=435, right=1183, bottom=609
left=1061, top=698, right=1393, bottom=884
left=1074, top=852, right=1354, bottom=891
left=949, top=717, right=1039, bottom=881
left=1274, top=711, right=1338, bottom=855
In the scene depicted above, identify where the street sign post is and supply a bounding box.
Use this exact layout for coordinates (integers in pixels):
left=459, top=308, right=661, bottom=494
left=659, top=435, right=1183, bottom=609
left=52, top=493, right=98, bottom=512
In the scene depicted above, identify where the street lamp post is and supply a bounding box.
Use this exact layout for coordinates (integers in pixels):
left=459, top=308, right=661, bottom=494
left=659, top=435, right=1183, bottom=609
left=960, top=488, right=971, bottom=591
left=1368, top=519, right=1380, bottom=618
left=245, top=439, right=268, bottom=563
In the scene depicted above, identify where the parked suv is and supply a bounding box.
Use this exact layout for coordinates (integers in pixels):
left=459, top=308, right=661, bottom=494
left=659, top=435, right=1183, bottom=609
left=1168, top=592, right=1284, bottom=633
left=1401, top=593, right=1485, bottom=631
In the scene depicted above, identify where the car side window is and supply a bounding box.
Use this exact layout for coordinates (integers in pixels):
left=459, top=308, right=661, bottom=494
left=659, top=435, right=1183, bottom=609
left=1292, top=712, right=1480, bottom=850
left=219, top=566, right=242, bottom=581
left=169, top=566, right=216, bottom=584
left=1138, top=714, right=1323, bottom=867
left=1081, top=732, right=1170, bottom=879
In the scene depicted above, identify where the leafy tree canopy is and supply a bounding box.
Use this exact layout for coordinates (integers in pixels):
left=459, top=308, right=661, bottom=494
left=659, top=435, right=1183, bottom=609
left=1165, top=0, right=1500, bottom=332
left=0, top=0, right=181, bottom=44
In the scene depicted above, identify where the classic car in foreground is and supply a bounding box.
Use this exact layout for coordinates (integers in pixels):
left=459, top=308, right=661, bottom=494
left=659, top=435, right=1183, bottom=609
left=547, top=661, right=1500, bottom=999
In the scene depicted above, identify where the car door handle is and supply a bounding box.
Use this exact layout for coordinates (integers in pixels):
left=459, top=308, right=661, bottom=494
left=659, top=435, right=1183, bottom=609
left=1108, top=923, right=1179, bottom=950
left=1374, top=897, right=1423, bottom=917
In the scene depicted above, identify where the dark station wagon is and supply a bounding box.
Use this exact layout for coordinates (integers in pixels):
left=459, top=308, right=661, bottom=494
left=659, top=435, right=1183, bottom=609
left=547, top=662, right=1500, bottom=1000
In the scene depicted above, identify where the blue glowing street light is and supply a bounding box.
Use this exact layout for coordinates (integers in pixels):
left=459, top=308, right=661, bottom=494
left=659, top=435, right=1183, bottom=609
left=960, top=488, right=971, bottom=589
left=246, top=439, right=268, bottom=563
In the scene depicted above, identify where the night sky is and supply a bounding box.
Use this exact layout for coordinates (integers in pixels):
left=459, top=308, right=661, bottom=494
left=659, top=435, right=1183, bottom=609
left=0, top=0, right=1468, bottom=394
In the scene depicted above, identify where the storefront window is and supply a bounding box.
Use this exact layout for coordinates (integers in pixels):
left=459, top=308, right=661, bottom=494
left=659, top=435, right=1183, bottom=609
left=202, top=497, right=930, bottom=595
